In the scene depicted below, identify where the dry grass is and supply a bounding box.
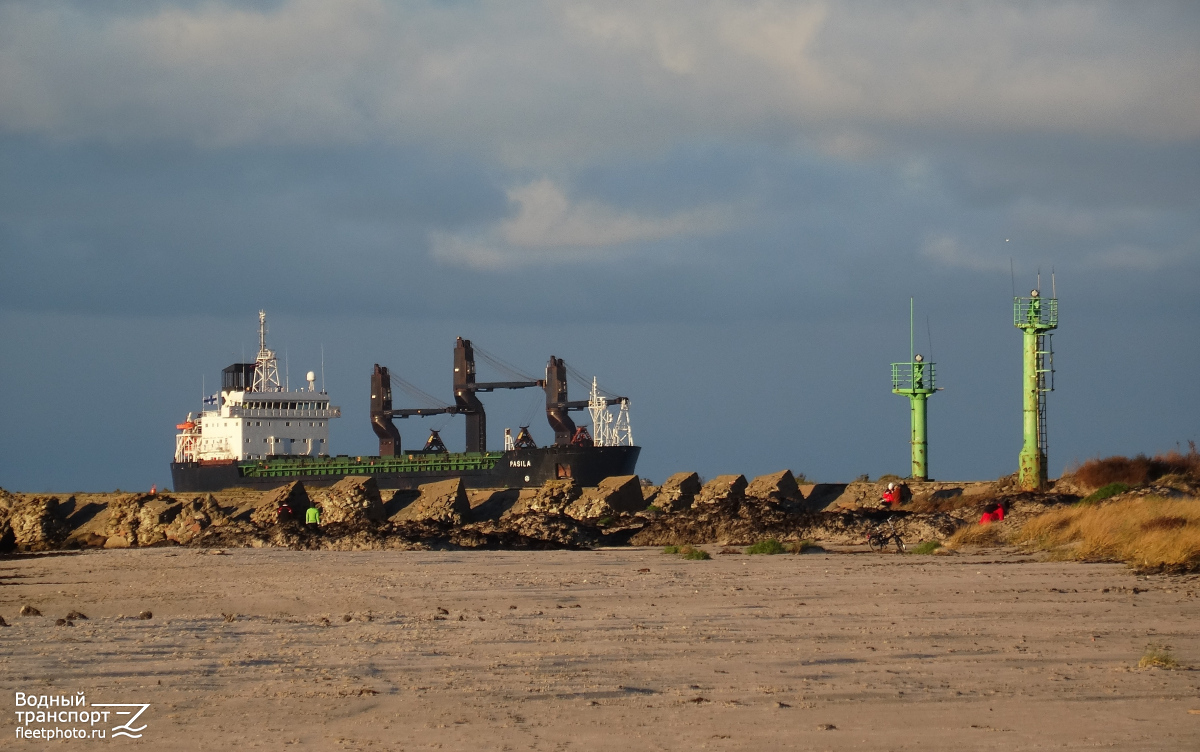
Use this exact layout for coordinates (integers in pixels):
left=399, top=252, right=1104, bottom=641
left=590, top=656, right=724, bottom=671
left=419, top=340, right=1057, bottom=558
left=1070, top=445, right=1200, bottom=489
left=1138, top=645, right=1178, bottom=669
left=784, top=540, right=822, bottom=554
left=1012, top=496, right=1200, bottom=570
left=664, top=544, right=711, bottom=560
left=945, top=524, right=1006, bottom=549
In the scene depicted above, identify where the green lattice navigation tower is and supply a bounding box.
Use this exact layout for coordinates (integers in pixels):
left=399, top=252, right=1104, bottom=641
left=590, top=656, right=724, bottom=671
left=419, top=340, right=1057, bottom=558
left=1014, top=288, right=1057, bottom=490
left=891, top=299, right=937, bottom=481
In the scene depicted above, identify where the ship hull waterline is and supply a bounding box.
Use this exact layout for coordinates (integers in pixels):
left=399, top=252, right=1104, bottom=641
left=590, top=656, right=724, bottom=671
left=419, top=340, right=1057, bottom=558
left=171, top=445, right=640, bottom=493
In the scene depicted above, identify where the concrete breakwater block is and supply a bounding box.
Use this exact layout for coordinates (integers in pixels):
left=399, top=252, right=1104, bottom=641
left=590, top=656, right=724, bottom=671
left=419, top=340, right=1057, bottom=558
left=316, top=476, right=386, bottom=524
left=565, top=475, right=644, bottom=520
left=391, top=478, right=471, bottom=525
left=652, top=472, right=702, bottom=513
left=695, top=475, right=747, bottom=505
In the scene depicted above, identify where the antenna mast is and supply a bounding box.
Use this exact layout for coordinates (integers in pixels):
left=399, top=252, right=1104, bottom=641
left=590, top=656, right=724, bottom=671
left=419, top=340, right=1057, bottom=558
left=250, top=310, right=282, bottom=393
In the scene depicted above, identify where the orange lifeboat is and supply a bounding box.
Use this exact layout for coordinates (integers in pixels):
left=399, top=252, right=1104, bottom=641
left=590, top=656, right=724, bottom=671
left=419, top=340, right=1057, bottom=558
left=176, top=421, right=196, bottom=431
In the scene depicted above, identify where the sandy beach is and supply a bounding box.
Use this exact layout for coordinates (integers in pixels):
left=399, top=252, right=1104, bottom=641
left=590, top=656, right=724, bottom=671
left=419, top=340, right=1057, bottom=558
left=2, top=546, right=1198, bottom=750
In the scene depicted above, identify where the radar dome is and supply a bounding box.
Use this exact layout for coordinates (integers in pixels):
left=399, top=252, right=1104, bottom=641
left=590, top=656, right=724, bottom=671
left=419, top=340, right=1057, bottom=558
left=306, top=371, right=316, bottom=382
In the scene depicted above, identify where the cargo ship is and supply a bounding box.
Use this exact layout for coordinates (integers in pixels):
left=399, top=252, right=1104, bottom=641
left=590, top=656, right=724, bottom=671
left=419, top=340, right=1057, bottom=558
left=171, top=313, right=639, bottom=492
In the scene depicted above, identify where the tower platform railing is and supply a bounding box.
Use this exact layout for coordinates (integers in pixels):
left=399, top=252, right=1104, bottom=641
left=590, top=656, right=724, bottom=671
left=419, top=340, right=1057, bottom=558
left=891, top=361, right=937, bottom=394
left=1014, top=297, right=1058, bottom=329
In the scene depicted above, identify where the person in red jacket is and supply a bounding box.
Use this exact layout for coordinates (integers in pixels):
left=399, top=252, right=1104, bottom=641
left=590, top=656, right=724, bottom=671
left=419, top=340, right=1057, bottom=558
left=881, top=483, right=900, bottom=509
left=979, top=502, right=1004, bottom=524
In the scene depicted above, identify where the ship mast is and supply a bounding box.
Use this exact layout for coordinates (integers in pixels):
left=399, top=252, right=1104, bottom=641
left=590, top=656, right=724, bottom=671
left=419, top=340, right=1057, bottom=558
left=251, top=310, right=282, bottom=393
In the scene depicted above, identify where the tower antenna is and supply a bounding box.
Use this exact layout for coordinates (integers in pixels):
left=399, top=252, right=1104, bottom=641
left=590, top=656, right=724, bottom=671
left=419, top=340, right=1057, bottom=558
left=321, top=344, right=325, bottom=394
left=1010, top=257, right=1016, bottom=298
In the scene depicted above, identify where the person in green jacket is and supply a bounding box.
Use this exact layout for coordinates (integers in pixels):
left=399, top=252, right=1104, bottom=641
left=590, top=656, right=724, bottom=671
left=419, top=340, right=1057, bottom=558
left=305, top=505, right=320, bottom=527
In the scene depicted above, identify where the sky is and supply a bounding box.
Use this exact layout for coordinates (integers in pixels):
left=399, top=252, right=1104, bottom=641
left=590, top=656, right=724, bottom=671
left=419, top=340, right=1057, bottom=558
left=1, top=0, right=1197, bottom=492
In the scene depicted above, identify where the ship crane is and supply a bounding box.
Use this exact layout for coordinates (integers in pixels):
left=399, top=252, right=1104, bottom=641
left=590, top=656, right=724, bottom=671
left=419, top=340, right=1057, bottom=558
left=371, top=340, right=631, bottom=456
left=371, top=338, right=545, bottom=455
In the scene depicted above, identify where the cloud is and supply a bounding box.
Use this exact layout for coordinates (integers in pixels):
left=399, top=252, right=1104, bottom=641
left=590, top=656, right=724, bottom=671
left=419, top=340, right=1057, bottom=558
left=1088, top=244, right=1191, bottom=271
left=0, top=0, right=1196, bottom=159
left=1012, top=201, right=1164, bottom=239
left=430, top=178, right=732, bottom=269
left=920, top=233, right=1010, bottom=272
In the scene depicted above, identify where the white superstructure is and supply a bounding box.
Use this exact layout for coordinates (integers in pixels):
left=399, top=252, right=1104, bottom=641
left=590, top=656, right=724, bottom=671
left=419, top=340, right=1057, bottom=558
left=174, top=311, right=341, bottom=463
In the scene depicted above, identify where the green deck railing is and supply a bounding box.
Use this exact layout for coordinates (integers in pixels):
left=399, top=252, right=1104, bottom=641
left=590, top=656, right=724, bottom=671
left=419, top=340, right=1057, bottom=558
left=239, top=452, right=504, bottom=478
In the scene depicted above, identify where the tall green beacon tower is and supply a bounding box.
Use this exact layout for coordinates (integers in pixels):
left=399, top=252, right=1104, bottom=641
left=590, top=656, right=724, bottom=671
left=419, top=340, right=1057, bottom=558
left=891, top=299, right=937, bottom=481
left=1014, top=285, right=1057, bottom=490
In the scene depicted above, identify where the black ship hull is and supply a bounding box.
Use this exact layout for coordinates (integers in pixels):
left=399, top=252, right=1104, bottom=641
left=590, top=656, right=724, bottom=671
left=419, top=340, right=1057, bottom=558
left=171, top=445, right=640, bottom=493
